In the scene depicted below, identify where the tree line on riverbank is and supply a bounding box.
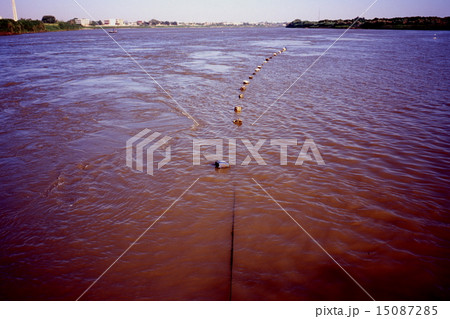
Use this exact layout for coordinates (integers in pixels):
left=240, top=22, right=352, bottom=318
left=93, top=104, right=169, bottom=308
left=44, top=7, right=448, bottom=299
left=0, top=18, right=81, bottom=35
left=286, top=16, right=450, bottom=30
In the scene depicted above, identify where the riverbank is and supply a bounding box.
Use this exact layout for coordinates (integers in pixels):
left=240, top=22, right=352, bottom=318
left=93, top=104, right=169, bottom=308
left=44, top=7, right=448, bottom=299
left=0, top=19, right=82, bottom=36
left=286, top=16, right=450, bottom=30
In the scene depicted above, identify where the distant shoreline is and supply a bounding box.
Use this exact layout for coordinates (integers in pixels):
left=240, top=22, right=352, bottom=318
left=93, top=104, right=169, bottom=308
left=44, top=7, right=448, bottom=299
left=286, top=16, right=450, bottom=30
left=2, top=16, right=450, bottom=37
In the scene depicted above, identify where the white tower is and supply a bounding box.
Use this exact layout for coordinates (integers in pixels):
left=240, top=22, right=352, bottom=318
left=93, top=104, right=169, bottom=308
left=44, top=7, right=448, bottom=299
left=12, top=0, right=18, bottom=21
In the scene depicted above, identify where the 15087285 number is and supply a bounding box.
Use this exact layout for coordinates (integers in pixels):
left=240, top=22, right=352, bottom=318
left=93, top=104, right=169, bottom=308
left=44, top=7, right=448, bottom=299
left=376, top=306, right=438, bottom=316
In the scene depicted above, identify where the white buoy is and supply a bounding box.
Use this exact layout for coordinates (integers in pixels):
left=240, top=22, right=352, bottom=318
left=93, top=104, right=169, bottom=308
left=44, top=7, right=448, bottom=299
left=239, top=94, right=244, bottom=99
left=234, top=106, right=242, bottom=113
left=243, top=80, right=249, bottom=85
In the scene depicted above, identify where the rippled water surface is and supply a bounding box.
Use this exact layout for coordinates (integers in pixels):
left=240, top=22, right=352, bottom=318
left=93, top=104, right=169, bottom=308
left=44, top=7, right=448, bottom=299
left=0, top=28, right=449, bottom=300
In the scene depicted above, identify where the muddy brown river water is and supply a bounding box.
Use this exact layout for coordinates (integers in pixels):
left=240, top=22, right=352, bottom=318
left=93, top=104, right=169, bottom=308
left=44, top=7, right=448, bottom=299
left=0, top=27, right=449, bottom=300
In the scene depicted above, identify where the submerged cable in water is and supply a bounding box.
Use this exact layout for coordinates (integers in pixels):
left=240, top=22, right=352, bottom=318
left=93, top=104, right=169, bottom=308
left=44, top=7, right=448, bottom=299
left=229, top=183, right=236, bottom=301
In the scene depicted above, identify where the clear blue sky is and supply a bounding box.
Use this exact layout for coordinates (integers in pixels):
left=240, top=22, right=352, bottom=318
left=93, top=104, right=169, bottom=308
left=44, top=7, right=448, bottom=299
left=1, top=0, right=449, bottom=22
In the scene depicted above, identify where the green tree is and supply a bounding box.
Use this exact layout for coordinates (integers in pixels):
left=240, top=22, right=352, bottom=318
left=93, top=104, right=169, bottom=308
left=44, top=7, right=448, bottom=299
left=150, top=19, right=160, bottom=26
left=42, top=15, right=56, bottom=24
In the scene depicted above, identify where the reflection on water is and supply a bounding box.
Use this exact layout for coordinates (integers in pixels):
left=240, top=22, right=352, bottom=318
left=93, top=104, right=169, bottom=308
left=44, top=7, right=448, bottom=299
left=0, top=28, right=449, bottom=301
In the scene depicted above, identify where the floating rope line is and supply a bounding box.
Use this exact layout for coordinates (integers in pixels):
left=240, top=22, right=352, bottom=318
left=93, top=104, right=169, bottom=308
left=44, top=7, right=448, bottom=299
left=233, top=47, right=287, bottom=125
left=227, top=47, right=288, bottom=299
left=229, top=48, right=287, bottom=298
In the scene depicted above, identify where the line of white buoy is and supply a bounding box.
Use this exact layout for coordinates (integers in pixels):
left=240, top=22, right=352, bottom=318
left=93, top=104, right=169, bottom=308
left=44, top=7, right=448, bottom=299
left=233, top=47, right=287, bottom=125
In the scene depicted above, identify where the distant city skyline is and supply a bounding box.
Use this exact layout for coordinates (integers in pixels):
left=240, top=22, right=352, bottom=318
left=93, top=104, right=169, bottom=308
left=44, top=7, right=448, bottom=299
left=1, top=0, right=449, bottom=23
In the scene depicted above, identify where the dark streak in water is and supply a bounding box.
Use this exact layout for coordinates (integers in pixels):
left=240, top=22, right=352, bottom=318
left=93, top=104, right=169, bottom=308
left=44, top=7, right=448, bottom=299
left=229, top=181, right=236, bottom=301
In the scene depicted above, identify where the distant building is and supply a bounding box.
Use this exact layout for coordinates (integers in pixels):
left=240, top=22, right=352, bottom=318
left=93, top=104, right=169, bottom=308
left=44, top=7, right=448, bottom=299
left=116, top=19, right=124, bottom=26
left=104, top=19, right=116, bottom=26
left=75, top=18, right=91, bottom=26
